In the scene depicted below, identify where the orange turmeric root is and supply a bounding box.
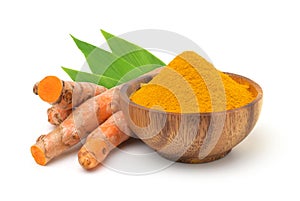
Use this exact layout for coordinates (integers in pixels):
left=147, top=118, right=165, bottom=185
left=47, top=105, right=72, bottom=126
left=34, top=76, right=107, bottom=109
left=30, top=88, right=120, bottom=165
left=78, top=111, right=131, bottom=170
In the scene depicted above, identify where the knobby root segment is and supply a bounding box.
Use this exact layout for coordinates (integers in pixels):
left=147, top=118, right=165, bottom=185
left=30, top=88, right=119, bottom=166
left=34, top=76, right=107, bottom=109
left=78, top=111, right=131, bottom=170
left=47, top=106, right=72, bottom=126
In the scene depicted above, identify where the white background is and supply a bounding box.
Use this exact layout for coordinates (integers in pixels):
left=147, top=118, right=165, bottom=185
left=1, top=0, right=299, bottom=200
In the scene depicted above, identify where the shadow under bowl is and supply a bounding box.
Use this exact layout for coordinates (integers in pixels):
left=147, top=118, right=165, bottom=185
left=119, top=72, right=263, bottom=163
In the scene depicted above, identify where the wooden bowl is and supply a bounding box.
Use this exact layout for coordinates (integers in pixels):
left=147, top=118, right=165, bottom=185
left=119, top=73, right=263, bottom=163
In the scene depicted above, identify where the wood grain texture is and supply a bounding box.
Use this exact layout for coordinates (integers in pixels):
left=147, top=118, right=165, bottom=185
left=120, top=73, right=263, bottom=163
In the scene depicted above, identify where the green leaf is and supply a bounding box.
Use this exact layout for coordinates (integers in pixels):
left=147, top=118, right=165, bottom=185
left=101, top=29, right=165, bottom=73
left=61, top=67, right=119, bottom=89
left=64, top=30, right=166, bottom=88
left=70, top=35, right=143, bottom=82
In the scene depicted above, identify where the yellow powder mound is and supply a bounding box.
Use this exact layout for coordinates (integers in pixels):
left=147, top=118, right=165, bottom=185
left=131, top=51, right=254, bottom=113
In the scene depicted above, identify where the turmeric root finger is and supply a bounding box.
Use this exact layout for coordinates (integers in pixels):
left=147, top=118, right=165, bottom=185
left=30, top=88, right=119, bottom=166
left=78, top=111, right=131, bottom=170
left=37, top=76, right=64, bottom=103
left=35, top=76, right=107, bottom=109
left=47, top=105, right=72, bottom=126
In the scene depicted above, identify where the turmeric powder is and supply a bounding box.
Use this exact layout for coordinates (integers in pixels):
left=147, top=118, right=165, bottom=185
left=130, top=51, right=254, bottom=113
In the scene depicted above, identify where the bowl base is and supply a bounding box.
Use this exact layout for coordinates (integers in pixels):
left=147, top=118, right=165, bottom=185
left=177, top=149, right=232, bottom=164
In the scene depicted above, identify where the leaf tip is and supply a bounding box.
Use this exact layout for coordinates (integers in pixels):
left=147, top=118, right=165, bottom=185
left=101, top=29, right=114, bottom=40
left=61, top=66, right=71, bottom=74
left=70, top=34, right=79, bottom=43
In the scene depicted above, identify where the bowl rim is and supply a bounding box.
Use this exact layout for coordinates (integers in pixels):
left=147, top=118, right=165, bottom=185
left=119, top=72, right=263, bottom=116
